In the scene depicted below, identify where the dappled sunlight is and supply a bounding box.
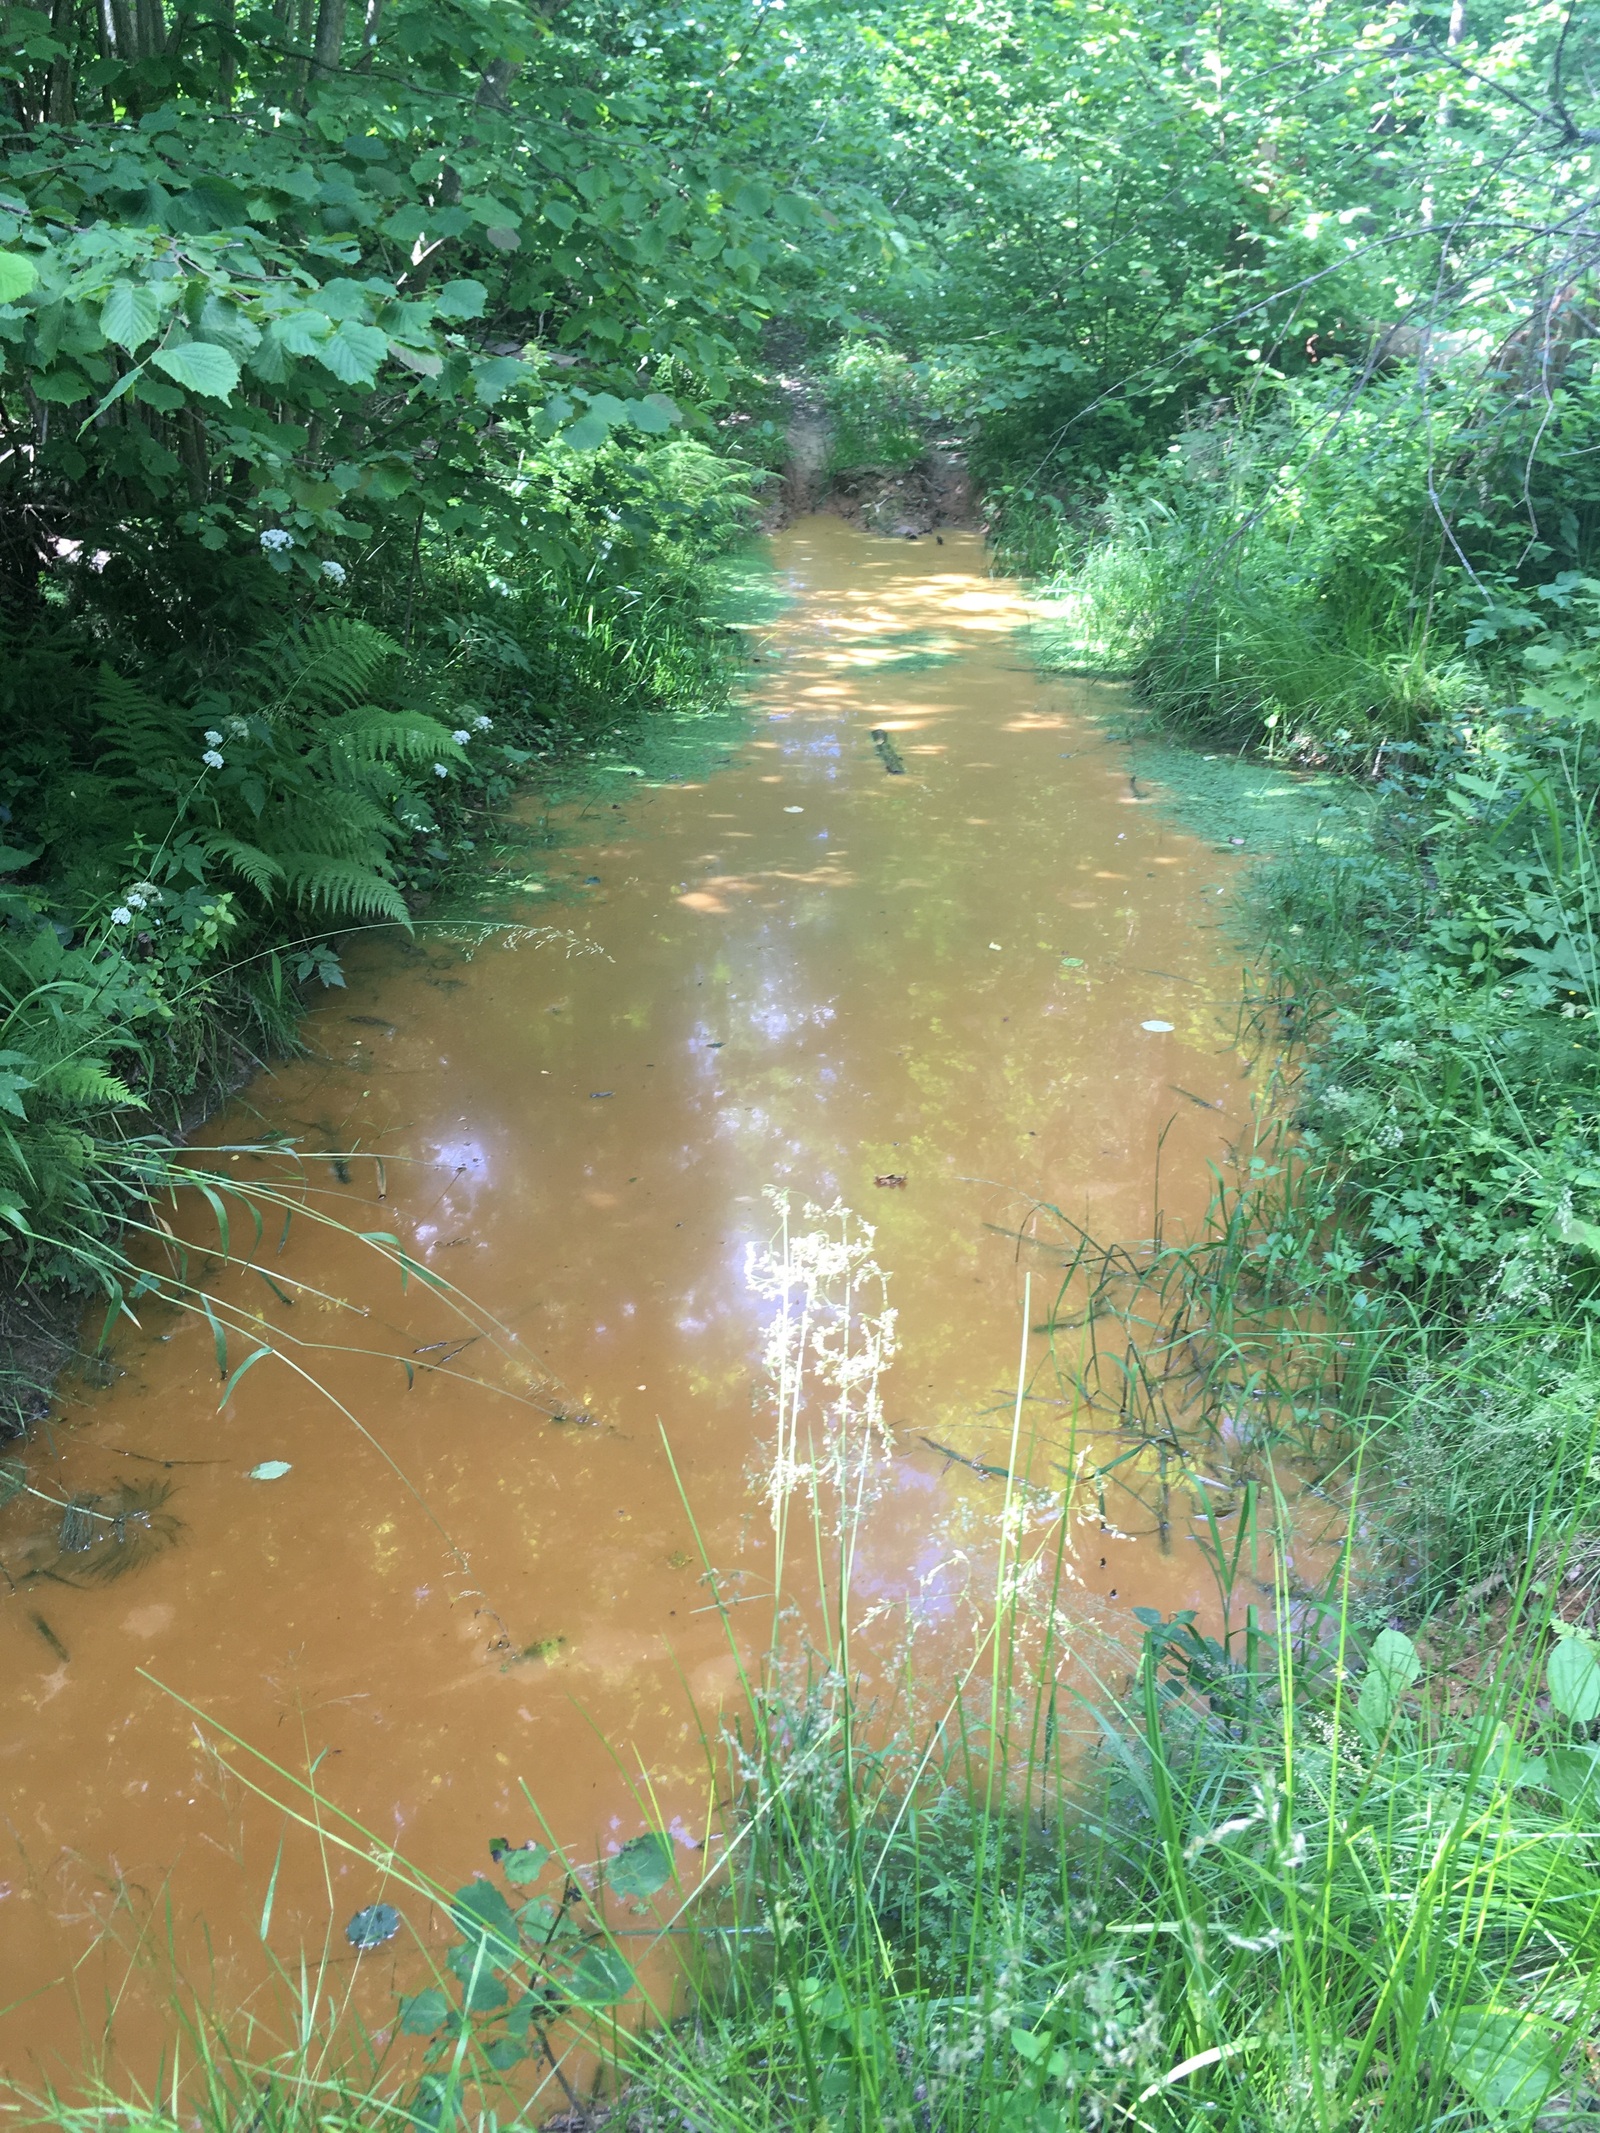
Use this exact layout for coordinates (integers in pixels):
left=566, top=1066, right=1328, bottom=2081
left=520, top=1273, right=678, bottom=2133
left=0, top=518, right=1252, bottom=2090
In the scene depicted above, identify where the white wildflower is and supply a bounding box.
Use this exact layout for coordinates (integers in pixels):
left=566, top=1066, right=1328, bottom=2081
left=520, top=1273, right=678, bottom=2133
left=433, top=763, right=449, bottom=778
left=125, top=891, right=146, bottom=910
left=110, top=906, right=132, bottom=925
left=259, top=528, right=292, bottom=552
left=202, top=748, right=225, bottom=770
left=203, top=729, right=223, bottom=746
left=452, top=728, right=472, bottom=746
left=473, top=714, right=492, bottom=731
left=747, top=1191, right=897, bottom=1538
left=320, top=558, right=347, bottom=584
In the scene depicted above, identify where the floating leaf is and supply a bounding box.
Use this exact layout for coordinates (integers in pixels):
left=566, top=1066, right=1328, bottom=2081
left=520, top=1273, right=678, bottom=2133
left=607, top=1832, right=674, bottom=1901
left=566, top=1944, right=633, bottom=2005
left=462, top=1968, right=508, bottom=2014
left=398, top=1988, right=449, bottom=2036
left=500, top=1842, right=550, bottom=1886
left=450, top=1878, right=519, bottom=1958
left=249, top=1459, right=292, bottom=1480
left=1357, top=1627, right=1420, bottom=1734
left=345, top=1902, right=400, bottom=1950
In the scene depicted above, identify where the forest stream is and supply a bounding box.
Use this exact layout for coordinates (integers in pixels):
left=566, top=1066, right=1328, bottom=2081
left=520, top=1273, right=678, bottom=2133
left=0, top=519, right=1335, bottom=2089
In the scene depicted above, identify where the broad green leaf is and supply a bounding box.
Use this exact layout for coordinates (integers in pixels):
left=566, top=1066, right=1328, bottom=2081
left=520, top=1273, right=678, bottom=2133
left=449, top=1879, right=518, bottom=1956
left=31, top=368, right=92, bottom=404
left=499, top=1842, right=549, bottom=1885
left=152, top=342, right=240, bottom=399
left=516, top=1896, right=572, bottom=1940
left=0, top=1062, right=30, bottom=1119
left=390, top=342, right=443, bottom=378
left=315, top=278, right=371, bottom=322
left=1547, top=1633, right=1600, bottom=1723
left=540, top=198, right=577, bottom=231
left=565, top=1944, right=633, bottom=2006
left=433, top=279, right=487, bottom=321
left=380, top=205, right=429, bottom=244
left=316, top=321, right=388, bottom=385
left=1536, top=1744, right=1600, bottom=1808
left=606, top=1832, right=673, bottom=1901
left=0, top=252, right=36, bottom=302
left=1444, top=2008, right=1563, bottom=2125
left=198, top=295, right=262, bottom=360
left=1357, top=1628, right=1419, bottom=1734
left=472, top=355, right=526, bottom=405
left=625, top=393, right=677, bottom=435
left=101, top=279, right=161, bottom=352
left=462, top=1969, right=508, bottom=2014
left=398, top=1988, right=449, bottom=2036
left=271, top=309, right=333, bottom=357
left=562, top=410, right=611, bottom=451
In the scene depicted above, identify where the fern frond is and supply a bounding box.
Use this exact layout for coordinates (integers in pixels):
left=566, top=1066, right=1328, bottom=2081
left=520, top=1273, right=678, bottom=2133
left=245, top=619, right=401, bottom=721
left=259, top=788, right=395, bottom=863
left=327, top=706, right=461, bottom=769
left=201, top=835, right=287, bottom=895
left=275, top=855, right=411, bottom=926
left=39, top=1060, right=140, bottom=1111
left=91, top=668, right=190, bottom=794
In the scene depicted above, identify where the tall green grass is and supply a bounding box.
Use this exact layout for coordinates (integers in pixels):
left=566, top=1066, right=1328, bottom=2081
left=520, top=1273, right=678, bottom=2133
left=20, top=1186, right=1600, bottom=2132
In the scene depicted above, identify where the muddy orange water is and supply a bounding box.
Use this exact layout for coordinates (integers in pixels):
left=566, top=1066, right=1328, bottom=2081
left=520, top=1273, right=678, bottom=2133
left=0, top=520, right=1333, bottom=2096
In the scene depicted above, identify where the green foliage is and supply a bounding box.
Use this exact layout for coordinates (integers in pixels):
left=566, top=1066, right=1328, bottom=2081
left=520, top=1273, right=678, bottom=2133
left=596, top=1579, right=1600, bottom=2132
left=822, top=339, right=926, bottom=474
left=0, top=431, right=761, bottom=1291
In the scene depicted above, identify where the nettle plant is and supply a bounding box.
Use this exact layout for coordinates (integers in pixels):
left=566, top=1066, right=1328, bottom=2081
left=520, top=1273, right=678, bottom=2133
left=390, top=1829, right=678, bottom=2122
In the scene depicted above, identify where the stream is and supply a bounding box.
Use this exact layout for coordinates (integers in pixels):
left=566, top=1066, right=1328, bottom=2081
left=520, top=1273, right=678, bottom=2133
left=0, top=519, right=1332, bottom=2089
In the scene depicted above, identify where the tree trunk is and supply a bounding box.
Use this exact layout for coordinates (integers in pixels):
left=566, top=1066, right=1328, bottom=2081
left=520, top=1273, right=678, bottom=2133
left=289, top=0, right=313, bottom=106
left=47, top=0, right=77, bottom=120
left=134, top=0, right=164, bottom=60
left=309, top=0, right=343, bottom=81
left=216, top=0, right=234, bottom=98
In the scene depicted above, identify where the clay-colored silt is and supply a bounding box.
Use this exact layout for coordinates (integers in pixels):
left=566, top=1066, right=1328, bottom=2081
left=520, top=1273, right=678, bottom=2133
left=0, top=520, right=1329, bottom=2090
